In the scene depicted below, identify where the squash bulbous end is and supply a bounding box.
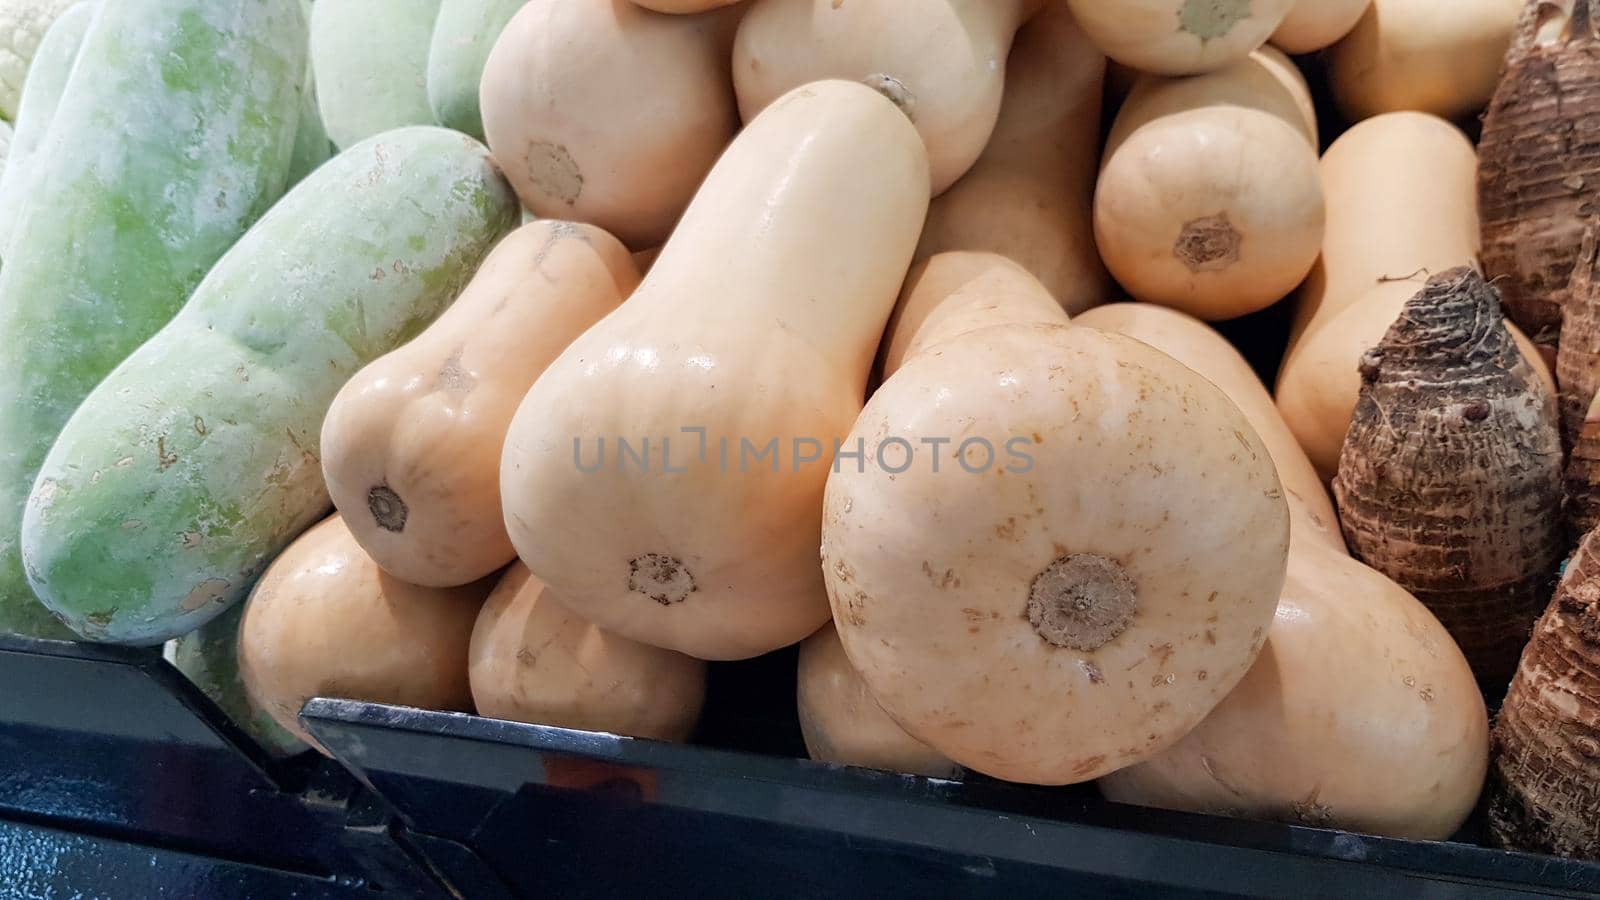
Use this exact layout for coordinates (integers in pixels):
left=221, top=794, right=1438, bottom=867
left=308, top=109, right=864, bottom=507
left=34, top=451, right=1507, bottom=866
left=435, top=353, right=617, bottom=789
left=629, top=553, right=697, bottom=606
left=1026, top=554, right=1137, bottom=651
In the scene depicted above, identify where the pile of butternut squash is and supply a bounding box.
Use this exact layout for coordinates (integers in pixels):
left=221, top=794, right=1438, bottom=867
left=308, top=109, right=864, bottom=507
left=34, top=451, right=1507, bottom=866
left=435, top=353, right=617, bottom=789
left=11, top=0, right=1600, bottom=865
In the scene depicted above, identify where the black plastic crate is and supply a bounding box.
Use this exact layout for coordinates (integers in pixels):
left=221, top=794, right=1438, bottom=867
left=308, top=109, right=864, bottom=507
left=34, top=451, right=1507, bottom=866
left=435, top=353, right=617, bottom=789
left=299, top=651, right=1600, bottom=899
left=0, top=635, right=445, bottom=895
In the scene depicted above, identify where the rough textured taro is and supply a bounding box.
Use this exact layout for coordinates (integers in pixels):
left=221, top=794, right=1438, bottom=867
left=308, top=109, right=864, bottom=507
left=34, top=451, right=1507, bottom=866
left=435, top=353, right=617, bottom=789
left=1490, top=526, right=1600, bottom=858
left=1562, top=230, right=1600, bottom=447
left=1479, top=0, right=1600, bottom=358
left=1333, top=267, right=1564, bottom=692
left=1569, top=388, right=1600, bottom=538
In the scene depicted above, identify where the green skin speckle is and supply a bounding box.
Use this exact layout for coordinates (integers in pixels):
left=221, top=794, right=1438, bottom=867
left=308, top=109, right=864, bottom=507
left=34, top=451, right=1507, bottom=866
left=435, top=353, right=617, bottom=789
left=1178, top=0, right=1251, bottom=41
left=21, top=126, right=516, bottom=645
left=172, top=600, right=305, bottom=758
left=426, top=0, right=526, bottom=140
left=0, top=0, right=308, bottom=638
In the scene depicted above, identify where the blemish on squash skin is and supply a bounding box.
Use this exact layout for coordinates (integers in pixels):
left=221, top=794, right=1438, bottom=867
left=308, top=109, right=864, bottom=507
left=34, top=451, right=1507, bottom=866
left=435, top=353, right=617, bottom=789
left=368, top=485, right=409, bottom=533
left=157, top=437, right=178, bottom=471
left=1177, top=0, right=1251, bottom=41
left=1072, top=755, right=1107, bottom=776
left=526, top=140, right=583, bottom=206
left=628, top=553, right=696, bottom=605
left=181, top=578, right=230, bottom=613
left=862, top=73, right=917, bottom=123
left=1174, top=212, right=1242, bottom=272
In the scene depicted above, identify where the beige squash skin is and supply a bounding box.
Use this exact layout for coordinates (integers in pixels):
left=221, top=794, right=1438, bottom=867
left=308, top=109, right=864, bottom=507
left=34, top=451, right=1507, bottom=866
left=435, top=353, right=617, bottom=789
left=823, top=269, right=1287, bottom=783
left=914, top=2, right=1108, bottom=315
left=469, top=562, right=706, bottom=741
left=1095, top=52, right=1324, bottom=321
left=1067, top=0, right=1295, bottom=75
left=1271, top=0, right=1371, bottom=55
left=732, top=0, right=1034, bottom=195
left=631, top=0, right=743, bottom=12
left=238, top=515, right=488, bottom=747
left=1079, top=303, right=1487, bottom=841
left=798, top=621, right=960, bottom=778
left=500, top=81, right=930, bottom=661
left=882, top=252, right=1071, bottom=378
left=1285, top=113, right=1479, bottom=348
left=480, top=1, right=740, bottom=250
left=1253, top=44, right=1317, bottom=145
left=631, top=245, right=662, bottom=276
left=321, top=222, right=640, bottom=588
left=1074, top=304, right=1340, bottom=554
left=1276, top=111, right=1554, bottom=478
left=1329, top=0, right=1521, bottom=122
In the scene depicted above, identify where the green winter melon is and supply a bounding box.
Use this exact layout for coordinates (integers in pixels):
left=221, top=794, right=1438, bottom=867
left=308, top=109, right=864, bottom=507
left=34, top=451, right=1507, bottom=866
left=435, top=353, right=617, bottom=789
left=0, top=0, right=308, bottom=638
left=22, top=126, right=518, bottom=645
left=426, top=0, right=525, bottom=140
left=172, top=601, right=306, bottom=758
left=287, top=0, right=330, bottom=185
left=0, top=0, right=95, bottom=255
left=311, top=0, right=441, bottom=150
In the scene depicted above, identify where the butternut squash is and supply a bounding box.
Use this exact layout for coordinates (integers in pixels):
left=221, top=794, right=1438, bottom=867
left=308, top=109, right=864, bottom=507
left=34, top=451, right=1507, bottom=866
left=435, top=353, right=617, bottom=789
left=821, top=254, right=1287, bottom=785
left=1066, top=0, right=1295, bottom=75
left=1277, top=111, right=1554, bottom=479
left=237, top=515, right=489, bottom=747
left=1080, top=302, right=1487, bottom=841
left=500, top=81, right=929, bottom=660
left=480, top=0, right=740, bottom=250
left=1270, top=0, right=1371, bottom=54
left=731, top=0, right=1035, bottom=195
left=798, top=621, right=959, bottom=778
left=881, top=251, right=1070, bottom=378
left=913, top=2, right=1108, bottom=315
left=1095, top=50, right=1323, bottom=321
left=321, top=221, right=639, bottom=588
left=1328, top=0, right=1521, bottom=122
left=470, top=562, right=706, bottom=741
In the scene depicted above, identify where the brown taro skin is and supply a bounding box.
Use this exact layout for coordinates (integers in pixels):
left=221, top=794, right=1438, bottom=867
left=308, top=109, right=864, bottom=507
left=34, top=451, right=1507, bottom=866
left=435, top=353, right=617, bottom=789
left=1332, top=267, right=1564, bottom=693
left=1490, top=527, right=1600, bottom=858
left=1561, top=230, right=1600, bottom=448
left=1478, top=0, right=1600, bottom=358
left=1568, top=388, right=1600, bottom=538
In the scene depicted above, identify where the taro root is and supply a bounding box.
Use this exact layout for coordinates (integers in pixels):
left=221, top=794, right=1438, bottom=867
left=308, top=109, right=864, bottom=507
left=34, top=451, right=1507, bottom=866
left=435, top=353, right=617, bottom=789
left=1489, top=527, right=1600, bottom=857
left=1569, top=388, right=1600, bottom=537
left=1333, top=267, right=1564, bottom=691
left=1478, top=0, right=1600, bottom=359
left=1561, top=230, right=1600, bottom=446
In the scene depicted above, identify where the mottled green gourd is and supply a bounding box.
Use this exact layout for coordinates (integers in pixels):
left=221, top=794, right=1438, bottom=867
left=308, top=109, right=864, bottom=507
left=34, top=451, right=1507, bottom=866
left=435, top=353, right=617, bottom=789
left=289, top=0, right=332, bottom=185
left=21, top=126, right=517, bottom=645
left=0, top=0, right=96, bottom=254
left=0, top=0, right=309, bottom=638
left=172, top=601, right=307, bottom=758
left=426, top=0, right=526, bottom=139
left=311, top=0, right=441, bottom=150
